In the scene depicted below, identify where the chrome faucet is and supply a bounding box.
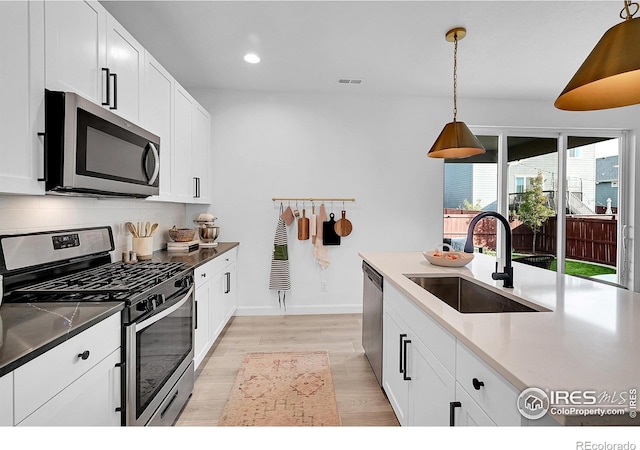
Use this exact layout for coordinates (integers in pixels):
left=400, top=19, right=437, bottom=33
left=463, top=211, right=514, bottom=288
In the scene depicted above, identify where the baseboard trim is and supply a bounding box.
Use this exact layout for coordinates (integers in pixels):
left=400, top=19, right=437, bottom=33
left=235, top=304, right=362, bottom=316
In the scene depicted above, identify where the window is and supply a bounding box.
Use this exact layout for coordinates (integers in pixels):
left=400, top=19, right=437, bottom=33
left=515, top=176, right=536, bottom=193
left=443, top=136, right=498, bottom=251
left=569, top=148, right=583, bottom=158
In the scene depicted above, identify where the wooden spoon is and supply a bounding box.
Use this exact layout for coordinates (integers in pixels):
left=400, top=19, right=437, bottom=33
left=149, top=223, right=159, bottom=236
left=334, top=210, right=353, bottom=237
left=126, top=222, right=138, bottom=238
left=145, top=222, right=151, bottom=237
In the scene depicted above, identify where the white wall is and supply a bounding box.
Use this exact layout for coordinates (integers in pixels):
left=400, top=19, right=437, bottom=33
left=189, top=90, right=640, bottom=315
left=188, top=90, right=446, bottom=315
left=0, top=195, right=185, bottom=260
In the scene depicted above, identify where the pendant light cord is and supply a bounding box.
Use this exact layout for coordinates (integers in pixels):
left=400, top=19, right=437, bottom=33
left=452, top=32, right=458, bottom=122
left=621, top=1, right=639, bottom=20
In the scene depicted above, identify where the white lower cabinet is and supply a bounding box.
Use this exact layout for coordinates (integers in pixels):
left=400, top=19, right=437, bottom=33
left=13, top=313, right=122, bottom=426
left=455, top=341, right=523, bottom=426
left=0, top=372, right=13, bottom=426
left=451, top=383, right=497, bottom=426
left=382, top=282, right=557, bottom=427
left=16, top=349, right=121, bottom=426
left=194, top=276, right=212, bottom=369
left=383, top=294, right=455, bottom=426
left=193, top=249, right=238, bottom=370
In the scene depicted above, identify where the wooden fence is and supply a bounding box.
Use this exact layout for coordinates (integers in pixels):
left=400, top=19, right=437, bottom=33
left=443, top=209, right=617, bottom=267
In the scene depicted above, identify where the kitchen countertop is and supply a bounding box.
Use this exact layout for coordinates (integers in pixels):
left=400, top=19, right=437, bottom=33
left=359, top=251, right=640, bottom=426
left=148, top=241, right=239, bottom=268
left=0, top=302, right=123, bottom=377
left=0, top=242, right=239, bottom=377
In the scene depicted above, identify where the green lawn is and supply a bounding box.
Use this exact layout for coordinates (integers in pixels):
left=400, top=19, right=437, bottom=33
left=549, top=259, right=616, bottom=277
left=487, top=251, right=616, bottom=277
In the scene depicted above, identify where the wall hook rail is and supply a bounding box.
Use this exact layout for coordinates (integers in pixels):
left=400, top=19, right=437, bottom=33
left=272, top=197, right=356, bottom=203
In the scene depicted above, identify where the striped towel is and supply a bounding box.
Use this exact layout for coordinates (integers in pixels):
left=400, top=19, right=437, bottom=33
left=269, top=213, right=291, bottom=310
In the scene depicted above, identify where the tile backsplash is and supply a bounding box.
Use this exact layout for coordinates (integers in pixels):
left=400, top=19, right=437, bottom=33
left=0, top=194, right=186, bottom=261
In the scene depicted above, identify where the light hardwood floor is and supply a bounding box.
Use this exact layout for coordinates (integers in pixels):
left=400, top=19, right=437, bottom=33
left=175, top=313, right=399, bottom=426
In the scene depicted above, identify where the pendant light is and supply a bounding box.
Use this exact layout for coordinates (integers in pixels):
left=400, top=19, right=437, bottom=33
left=428, top=27, right=485, bottom=159
left=555, top=1, right=640, bottom=111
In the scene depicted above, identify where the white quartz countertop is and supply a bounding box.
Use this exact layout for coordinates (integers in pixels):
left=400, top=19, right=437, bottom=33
left=360, top=251, right=639, bottom=424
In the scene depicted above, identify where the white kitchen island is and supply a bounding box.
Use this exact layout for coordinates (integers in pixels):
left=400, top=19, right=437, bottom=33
left=360, top=251, right=639, bottom=426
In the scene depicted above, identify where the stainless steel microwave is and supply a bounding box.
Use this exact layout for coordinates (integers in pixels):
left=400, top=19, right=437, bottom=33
left=44, top=90, right=160, bottom=198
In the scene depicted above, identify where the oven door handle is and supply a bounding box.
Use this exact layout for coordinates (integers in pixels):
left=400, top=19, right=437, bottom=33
left=135, top=286, right=194, bottom=332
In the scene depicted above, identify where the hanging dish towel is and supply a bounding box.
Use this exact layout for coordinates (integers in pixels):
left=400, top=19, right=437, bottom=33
left=314, top=204, right=330, bottom=269
left=269, top=209, right=291, bottom=310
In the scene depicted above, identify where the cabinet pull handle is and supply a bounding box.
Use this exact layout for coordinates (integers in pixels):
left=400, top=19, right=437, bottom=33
left=194, top=300, right=198, bottom=330
left=77, top=350, right=90, bottom=360
left=114, top=362, right=125, bottom=414
left=110, top=72, right=118, bottom=110
left=449, top=401, right=462, bottom=426
left=225, top=272, right=231, bottom=294
left=402, top=339, right=412, bottom=381
left=472, top=378, right=485, bottom=390
left=399, top=334, right=407, bottom=374
left=37, top=132, right=46, bottom=182
left=101, top=68, right=110, bottom=106
left=193, top=177, right=201, bottom=198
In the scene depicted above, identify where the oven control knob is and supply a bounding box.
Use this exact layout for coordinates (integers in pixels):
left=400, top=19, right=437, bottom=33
left=174, top=276, right=193, bottom=288
left=155, top=293, right=166, bottom=306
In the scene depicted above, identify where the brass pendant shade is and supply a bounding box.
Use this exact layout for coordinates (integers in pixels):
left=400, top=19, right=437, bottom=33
left=428, top=27, right=485, bottom=159
left=555, top=6, right=640, bottom=111
left=428, top=120, right=485, bottom=159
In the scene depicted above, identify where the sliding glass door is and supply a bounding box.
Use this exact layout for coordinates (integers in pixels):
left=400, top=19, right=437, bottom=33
left=443, top=128, right=628, bottom=288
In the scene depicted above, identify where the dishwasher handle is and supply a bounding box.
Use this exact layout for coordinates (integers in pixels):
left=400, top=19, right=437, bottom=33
left=362, top=262, right=383, bottom=290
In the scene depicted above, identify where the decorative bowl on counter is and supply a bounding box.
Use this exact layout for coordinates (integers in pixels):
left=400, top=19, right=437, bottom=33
left=423, top=246, right=474, bottom=267
left=168, top=227, right=197, bottom=242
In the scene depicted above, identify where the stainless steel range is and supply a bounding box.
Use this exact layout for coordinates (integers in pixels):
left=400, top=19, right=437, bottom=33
left=0, top=226, right=195, bottom=426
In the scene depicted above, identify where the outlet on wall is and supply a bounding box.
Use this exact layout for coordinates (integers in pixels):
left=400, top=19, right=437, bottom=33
left=320, top=281, right=327, bottom=292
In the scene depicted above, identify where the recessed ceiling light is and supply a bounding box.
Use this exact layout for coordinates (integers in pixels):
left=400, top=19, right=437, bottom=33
left=244, top=53, right=260, bottom=64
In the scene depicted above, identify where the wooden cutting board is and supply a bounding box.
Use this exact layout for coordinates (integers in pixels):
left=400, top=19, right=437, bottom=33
left=298, top=209, right=309, bottom=240
left=334, top=210, right=353, bottom=237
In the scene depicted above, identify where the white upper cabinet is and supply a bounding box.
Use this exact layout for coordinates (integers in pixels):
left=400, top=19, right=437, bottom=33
left=140, top=53, right=174, bottom=199
left=45, top=0, right=143, bottom=122
left=173, top=84, right=195, bottom=203
left=0, top=0, right=45, bottom=195
left=105, top=14, right=144, bottom=122
left=192, top=103, right=212, bottom=204
left=44, top=0, right=106, bottom=105
left=2, top=0, right=210, bottom=202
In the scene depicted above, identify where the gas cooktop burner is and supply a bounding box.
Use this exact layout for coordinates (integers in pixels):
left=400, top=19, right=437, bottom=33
left=13, top=261, right=187, bottom=301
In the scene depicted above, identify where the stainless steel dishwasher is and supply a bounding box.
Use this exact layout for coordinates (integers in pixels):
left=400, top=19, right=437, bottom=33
left=362, top=261, right=383, bottom=386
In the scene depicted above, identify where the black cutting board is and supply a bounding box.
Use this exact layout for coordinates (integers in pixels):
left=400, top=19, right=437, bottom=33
left=322, top=213, right=341, bottom=245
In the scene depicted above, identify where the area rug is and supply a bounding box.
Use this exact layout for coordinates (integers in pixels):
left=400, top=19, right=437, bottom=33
left=218, top=351, right=341, bottom=426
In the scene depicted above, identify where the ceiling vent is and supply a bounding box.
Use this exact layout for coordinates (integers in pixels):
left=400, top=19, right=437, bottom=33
left=337, top=78, right=363, bottom=85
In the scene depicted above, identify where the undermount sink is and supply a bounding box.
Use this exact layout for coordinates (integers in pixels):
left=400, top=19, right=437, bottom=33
left=407, top=276, right=547, bottom=313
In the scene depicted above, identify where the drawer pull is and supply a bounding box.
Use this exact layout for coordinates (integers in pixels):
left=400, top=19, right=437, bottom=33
left=201, top=273, right=207, bottom=278
left=77, top=350, right=90, bottom=360
left=472, top=377, right=485, bottom=390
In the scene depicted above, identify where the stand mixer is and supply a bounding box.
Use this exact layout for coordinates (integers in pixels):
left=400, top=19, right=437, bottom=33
left=194, top=213, right=220, bottom=247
